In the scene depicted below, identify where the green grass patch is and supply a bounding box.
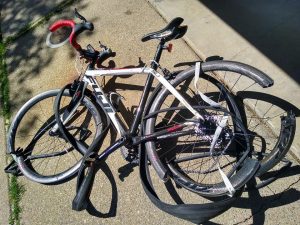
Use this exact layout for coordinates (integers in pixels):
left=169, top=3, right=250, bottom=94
left=0, top=42, right=10, bottom=118
left=8, top=176, right=25, bottom=225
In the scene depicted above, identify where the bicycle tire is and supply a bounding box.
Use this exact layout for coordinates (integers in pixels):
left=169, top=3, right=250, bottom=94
left=144, top=70, right=253, bottom=196
left=7, top=89, right=103, bottom=184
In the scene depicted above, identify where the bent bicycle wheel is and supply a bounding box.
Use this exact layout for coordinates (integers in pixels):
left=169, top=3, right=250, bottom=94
left=7, top=89, right=103, bottom=184
left=144, top=67, right=258, bottom=197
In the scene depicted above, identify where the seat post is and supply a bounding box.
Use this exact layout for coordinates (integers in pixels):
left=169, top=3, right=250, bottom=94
left=151, top=39, right=165, bottom=70
left=129, top=39, right=166, bottom=135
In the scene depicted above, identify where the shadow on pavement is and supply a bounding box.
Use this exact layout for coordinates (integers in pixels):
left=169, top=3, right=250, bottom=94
left=199, top=0, right=300, bottom=84
left=1, top=0, right=74, bottom=37
left=233, top=166, right=300, bottom=225
left=101, top=58, right=152, bottom=128
left=118, top=163, right=136, bottom=182
left=86, top=161, right=118, bottom=218
left=1, top=0, right=88, bottom=111
left=236, top=91, right=300, bottom=117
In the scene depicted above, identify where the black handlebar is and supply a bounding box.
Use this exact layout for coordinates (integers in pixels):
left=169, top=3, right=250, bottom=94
left=74, top=8, right=94, bottom=36
left=74, top=22, right=94, bottom=42
left=81, top=47, right=116, bottom=68
left=75, top=8, right=87, bottom=22
left=73, top=9, right=115, bottom=65
left=98, top=48, right=116, bottom=63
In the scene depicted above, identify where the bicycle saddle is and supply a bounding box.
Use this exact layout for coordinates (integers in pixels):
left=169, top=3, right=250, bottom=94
left=141, top=17, right=187, bottom=42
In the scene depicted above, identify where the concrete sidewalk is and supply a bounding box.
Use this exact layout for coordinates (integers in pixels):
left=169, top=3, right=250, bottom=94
left=1, top=0, right=299, bottom=224
left=149, top=0, right=300, bottom=161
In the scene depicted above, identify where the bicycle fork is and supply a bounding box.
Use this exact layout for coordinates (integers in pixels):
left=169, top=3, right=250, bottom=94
left=50, top=80, right=88, bottom=134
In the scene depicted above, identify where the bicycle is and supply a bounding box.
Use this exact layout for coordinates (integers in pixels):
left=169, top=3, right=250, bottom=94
left=5, top=9, right=296, bottom=222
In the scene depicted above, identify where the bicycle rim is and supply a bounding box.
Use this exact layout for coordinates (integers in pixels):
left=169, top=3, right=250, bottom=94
left=8, top=90, right=103, bottom=184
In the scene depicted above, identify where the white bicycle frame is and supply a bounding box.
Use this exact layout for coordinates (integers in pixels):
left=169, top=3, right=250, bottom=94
left=82, top=66, right=203, bottom=135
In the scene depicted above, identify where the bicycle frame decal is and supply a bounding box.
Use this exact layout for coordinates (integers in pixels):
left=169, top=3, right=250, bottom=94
left=84, top=76, right=114, bottom=113
left=83, top=75, right=125, bottom=135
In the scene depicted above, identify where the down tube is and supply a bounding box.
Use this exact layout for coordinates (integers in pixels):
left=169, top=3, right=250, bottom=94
left=83, top=75, right=126, bottom=135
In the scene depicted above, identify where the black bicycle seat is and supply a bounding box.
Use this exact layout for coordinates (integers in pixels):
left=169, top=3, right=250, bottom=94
left=141, top=17, right=187, bottom=42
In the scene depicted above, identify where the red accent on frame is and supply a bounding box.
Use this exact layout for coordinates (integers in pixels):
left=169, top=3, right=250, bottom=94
left=167, top=124, right=183, bottom=133
left=49, top=20, right=82, bottom=51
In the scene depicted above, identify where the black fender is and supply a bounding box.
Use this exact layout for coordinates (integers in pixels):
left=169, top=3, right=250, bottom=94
left=202, top=60, right=274, bottom=87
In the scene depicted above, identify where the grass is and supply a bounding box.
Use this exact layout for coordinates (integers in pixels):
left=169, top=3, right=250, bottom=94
left=8, top=176, right=26, bottom=225
left=0, top=38, right=10, bottom=118
left=1, top=25, right=24, bottom=225
left=1, top=1, right=81, bottom=224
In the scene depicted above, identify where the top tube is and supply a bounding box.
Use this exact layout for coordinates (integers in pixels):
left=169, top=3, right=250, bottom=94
left=84, top=66, right=203, bottom=120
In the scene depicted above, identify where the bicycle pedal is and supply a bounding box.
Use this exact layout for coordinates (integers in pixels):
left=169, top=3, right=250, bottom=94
left=125, top=151, right=139, bottom=164
left=129, top=158, right=139, bottom=165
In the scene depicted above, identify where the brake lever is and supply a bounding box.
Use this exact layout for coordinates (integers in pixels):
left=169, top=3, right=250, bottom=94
left=74, top=8, right=87, bottom=22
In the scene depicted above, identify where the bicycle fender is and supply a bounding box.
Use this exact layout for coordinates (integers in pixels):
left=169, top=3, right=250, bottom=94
left=54, top=84, right=88, bottom=154
left=255, top=111, right=296, bottom=176
left=201, top=60, right=274, bottom=88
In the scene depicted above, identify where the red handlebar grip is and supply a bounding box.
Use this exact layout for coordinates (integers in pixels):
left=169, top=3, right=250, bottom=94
left=49, top=20, right=82, bottom=51
left=49, top=20, right=75, bottom=32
